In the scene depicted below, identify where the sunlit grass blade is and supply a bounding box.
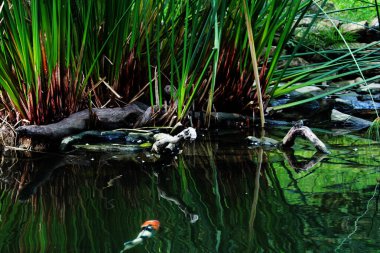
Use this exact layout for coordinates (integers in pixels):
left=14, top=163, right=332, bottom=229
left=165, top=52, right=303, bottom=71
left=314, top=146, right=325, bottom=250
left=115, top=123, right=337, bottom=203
left=206, top=0, right=221, bottom=126
left=367, top=117, right=380, bottom=141
left=243, top=0, right=265, bottom=127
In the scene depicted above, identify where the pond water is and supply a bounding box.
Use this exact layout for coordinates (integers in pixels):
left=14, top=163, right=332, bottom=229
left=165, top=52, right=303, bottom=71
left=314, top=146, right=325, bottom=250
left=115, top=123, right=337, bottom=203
left=0, top=128, right=379, bottom=252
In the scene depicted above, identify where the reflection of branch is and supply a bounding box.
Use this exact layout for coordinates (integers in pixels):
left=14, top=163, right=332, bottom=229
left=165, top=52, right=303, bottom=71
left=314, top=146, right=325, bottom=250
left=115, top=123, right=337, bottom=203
left=283, top=164, right=308, bottom=205
left=286, top=168, right=319, bottom=188
left=368, top=182, right=380, bottom=235
left=335, top=183, right=379, bottom=252
left=102, top=175, right=123, bottom=190
left=283, top=149, right=327, bottom=173
left=158, top=186, right=199, bottom=223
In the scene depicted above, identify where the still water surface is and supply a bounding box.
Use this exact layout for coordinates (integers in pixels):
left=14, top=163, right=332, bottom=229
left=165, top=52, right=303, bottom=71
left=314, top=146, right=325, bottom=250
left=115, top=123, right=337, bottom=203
left=0, top=128, right=379, bottom=252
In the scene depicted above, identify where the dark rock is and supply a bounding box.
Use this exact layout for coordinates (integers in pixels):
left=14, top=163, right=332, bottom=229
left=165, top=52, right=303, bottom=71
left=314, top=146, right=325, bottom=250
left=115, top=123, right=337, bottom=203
left=247, top=136, right=279, bottom=149
left=270, top=89, right=333, bottom=121
left=334, top=92, right=380, bottom=117
left=268, top=96, right=291, bottom=107
left=288, top=57, right=311, bottom=67
left=328, top=42, right=367, bottom=50
left=331, top=109, right=372, bottom=130
left=297, top=17, right=313, bottom=27
left=315, top=19, right=340, bottom=30
left=359, top=94, right=380, bottom=102
left=308, top=2, right=335, bottom=13
left=292, top=86, right=323, bottom=95
left=329, top=79, right=358, bottom=89
left=265, top=119, right=292, bottom=126
left=334, top=97, right=356, bottom=112
left=366, top=18, right=380, bottom=41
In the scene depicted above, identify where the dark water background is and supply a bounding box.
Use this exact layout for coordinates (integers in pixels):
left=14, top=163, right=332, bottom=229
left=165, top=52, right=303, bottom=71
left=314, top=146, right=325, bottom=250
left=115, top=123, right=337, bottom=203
left=0, top=128, right=379, bottom=252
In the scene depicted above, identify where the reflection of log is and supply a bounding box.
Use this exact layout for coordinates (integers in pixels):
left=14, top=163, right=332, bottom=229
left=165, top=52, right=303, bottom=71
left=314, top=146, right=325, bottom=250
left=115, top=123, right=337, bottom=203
left=282, top=120, right=330, bottom=154
left=16, top=103, right=148, bottom=140
left=158, top=187, right=199, bottom=223
left=17, top=155, right=88, bottom=201
left=283, top=149, right=328, bottom=173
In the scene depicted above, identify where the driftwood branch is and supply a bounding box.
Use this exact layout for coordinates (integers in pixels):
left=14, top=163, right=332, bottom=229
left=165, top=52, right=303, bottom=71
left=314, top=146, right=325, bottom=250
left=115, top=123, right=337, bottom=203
left=152, top=127, right=197, bottom=153
left=282, top=120, right=330, bottom=154
left=158, top=186, right=199, bottom=223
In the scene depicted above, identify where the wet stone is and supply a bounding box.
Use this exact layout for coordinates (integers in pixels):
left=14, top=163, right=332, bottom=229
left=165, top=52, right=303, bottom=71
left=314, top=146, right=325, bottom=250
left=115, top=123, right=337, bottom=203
left=334, top=96, right=380, bottom=115
left=294, top=86, right=323, bottom=94
left=334, top=98, right=355, bottom=113
left=340, top=21, right=368, bottom=34
left=297, top=17, right=313, bottom=27
left=357, top=83, right=380, bottom=94
left=268, top=97, right=291, bottom=107
left=331, top=109, right=372, bottom=130
left=359, top=94, right=380, bottom=102
left=329, top=79, right=357, bottom=89
left=247, top=136, right=279, bottom=147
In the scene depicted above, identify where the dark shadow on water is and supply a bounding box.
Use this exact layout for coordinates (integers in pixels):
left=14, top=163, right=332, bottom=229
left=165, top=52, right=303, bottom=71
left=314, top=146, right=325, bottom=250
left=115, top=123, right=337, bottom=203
left=0, top=129, right=378, bottom=252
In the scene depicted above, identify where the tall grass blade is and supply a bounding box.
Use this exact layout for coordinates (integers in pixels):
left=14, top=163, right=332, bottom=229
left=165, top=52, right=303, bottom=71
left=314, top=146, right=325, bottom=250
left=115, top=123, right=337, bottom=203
left=243, top=0, right=265, bottom=127
left=206, top=0, right=221, bottom=126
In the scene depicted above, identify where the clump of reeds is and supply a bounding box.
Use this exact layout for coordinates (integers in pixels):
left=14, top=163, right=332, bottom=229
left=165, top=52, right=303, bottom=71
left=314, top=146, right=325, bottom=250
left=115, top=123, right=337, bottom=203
left=367, top=117, right=380, bottom=141
left=0, top=0, right=379, bottom=127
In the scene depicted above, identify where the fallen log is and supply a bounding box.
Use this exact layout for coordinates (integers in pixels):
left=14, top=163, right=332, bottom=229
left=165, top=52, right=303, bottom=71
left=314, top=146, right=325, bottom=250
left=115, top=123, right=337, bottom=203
left=16, top=103, right=149, bottom=141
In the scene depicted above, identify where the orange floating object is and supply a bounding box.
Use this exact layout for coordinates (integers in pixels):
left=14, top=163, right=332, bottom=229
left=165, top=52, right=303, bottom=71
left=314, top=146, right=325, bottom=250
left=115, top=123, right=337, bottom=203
left=141, top=220, right=160, bottom=231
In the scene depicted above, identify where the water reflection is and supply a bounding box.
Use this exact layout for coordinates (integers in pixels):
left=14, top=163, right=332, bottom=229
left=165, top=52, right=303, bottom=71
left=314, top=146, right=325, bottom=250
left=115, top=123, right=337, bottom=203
left=0, top=129, right=378, bottom=252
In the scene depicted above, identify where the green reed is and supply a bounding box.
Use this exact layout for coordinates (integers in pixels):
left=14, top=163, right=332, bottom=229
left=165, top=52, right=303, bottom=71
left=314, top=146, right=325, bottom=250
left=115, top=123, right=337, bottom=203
left=0, top=0, right=317, bottom=126
left=3, top=0, right=379, bottom=127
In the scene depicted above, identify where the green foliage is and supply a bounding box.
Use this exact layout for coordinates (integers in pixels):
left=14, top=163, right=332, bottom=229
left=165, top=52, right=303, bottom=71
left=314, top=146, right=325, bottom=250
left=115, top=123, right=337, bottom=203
left=0, top=0, right=314, bottom=125
left=271, top=41, right=380, bottom=109
left=2, top=0, right=379, bottom=126
left=0, top=0, right=133, bottom=124
left=328, top=0, right=378, bottom=22
left=367, top=117, right=380, bottom=141
left=268, top=0, right=380, bottom=112
left=298, top=26, right=359, bottom=49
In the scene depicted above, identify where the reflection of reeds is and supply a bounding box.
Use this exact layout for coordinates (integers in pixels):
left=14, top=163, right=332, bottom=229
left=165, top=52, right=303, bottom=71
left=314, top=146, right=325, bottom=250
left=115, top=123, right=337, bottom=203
left=2, top=131, right=376, bottom=252
left=248, top=148, right=263, bottom=251
left=0, top=152, right=163, bottom=252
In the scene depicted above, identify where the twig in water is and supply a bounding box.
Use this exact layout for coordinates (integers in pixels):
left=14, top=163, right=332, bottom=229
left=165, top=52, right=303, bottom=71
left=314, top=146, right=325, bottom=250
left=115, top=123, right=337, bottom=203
left=335, top=183, right=379, bottom=252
